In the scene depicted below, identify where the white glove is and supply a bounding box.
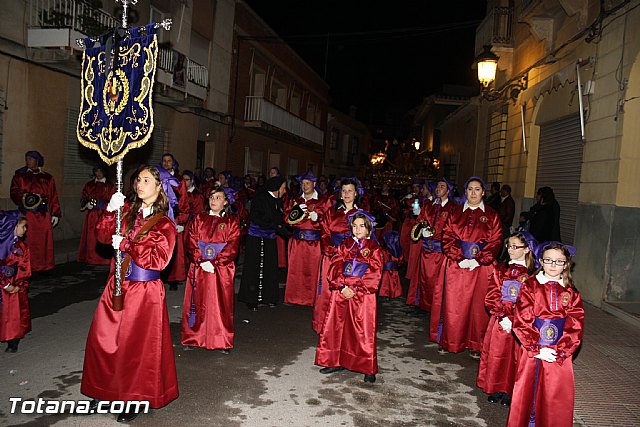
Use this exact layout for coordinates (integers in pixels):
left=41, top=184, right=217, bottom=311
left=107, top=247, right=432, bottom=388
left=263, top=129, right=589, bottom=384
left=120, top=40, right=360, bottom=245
left=107, top=192, right=126, bottom=212
left=412, top=206, right=421, bottom=216
left=467, top=259, right=480, bottom=271
left=111, top=234, right=125, bottom=250
left=51, top=216, right=59, bottom=228
left=176, top=225, right=185, bottom=233
left=84, top=201, right=95, bottom=210
left=499, top=317, right=512, bottom=333
left=422, top=227, right=433, bottom=238
left=405, top=194, right=413, bottom=199
left=298, top=203, right=308, bottom=211
left=534, top=347, right=557, bottom=363
left=458, top=259, right=470, bottom=269
left=309, top=211, right=318, bottom=221
left=200, top=261, right=215, bottom=273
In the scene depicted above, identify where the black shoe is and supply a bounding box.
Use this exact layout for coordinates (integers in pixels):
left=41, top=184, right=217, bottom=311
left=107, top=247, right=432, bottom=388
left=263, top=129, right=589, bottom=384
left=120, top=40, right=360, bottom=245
left=319, top=366, right=345, bottom=374
left=116, top=410, right=139, bottom=423
left=5, top=346, right=17, bottom=353
left=363, top=374, right=376, bottom=383
left=501, top=394, right=511, bottom=406
left=469, top=350, right=481, bottom=360
left=437, top=346, right=449, bottom=355
left=88, top=399, right=100, bottom=412
left=487, top=392, right=504, bottom=404
left=247, top=303, right=258, bottom=311
left=220, top=348, right=231, bottom=355
left=268, top=303, right=277, bottom=308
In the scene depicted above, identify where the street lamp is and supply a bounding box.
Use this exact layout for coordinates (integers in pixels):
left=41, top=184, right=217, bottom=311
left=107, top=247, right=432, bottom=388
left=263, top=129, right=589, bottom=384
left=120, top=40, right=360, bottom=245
left=475, top=44, right=528, bottom=102
left=475, top=45, right=499, bottom=88
left=413, top=139, right=421, bottom=151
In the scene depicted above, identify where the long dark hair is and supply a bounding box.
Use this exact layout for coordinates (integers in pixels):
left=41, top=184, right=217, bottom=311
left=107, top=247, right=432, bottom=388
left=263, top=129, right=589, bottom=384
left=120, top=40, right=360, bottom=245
left=124, top=165, right=169, bottom=234
left=335, top=179, right=360, bottom=213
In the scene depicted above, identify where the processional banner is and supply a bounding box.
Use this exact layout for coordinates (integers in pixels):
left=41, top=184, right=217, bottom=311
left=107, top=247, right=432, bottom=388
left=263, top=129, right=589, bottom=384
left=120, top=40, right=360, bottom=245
left=77, top=24, right=158, bottom=165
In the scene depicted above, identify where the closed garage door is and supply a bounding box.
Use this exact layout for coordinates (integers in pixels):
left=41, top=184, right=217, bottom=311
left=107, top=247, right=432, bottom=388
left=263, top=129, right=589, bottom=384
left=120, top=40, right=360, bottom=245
left=536, top=114, right=583, bottom=245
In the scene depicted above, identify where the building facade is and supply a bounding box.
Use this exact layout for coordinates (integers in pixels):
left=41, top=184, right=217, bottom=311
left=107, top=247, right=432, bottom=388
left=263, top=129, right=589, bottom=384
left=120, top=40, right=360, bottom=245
left=324, top=107, right=371, bottom=179
left=229, top=2, right=329, bottom=180
left=439, top=0, right=640, bottom=317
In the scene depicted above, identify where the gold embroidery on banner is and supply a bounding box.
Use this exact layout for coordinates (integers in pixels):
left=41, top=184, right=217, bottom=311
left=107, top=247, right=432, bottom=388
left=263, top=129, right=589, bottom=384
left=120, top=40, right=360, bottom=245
left=77, top=35, right=158, bottom=165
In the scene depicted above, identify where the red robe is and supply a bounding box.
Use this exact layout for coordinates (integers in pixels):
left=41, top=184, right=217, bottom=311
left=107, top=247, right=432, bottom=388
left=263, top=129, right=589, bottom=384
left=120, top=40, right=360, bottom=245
left=167, top=179, right=190, bottom=282
left=81, top=207, right=178, bottom=408
left=10, top=168, right=61, bottom=271
left=0, top=240, right=31, bottom=342
left=181, top=213, right=240, bottom=350
left=409, top=198, right=456, bottom=312
left=199, top=178, right=217, bottom=199
left=399, top=195, right=419, bottom=265
left=284, top=193, right=325, bottom=306
left=439, top=202, right=502, bottom=353
left=315, top=237, right=383, bottom=375
left=477, top=261, right=531, bottom=395
left=378, top=249, right=403, bottom=298
left=508, top=274, right=584, bottom=427
left=78, top=179, right=116, bottom=264
left=312, top=205, right=358, bottom=334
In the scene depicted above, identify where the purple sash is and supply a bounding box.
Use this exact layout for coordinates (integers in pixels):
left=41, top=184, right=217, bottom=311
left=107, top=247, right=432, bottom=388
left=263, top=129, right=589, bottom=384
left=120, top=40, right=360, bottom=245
left=121, top=254, right=161, bottom=281
left=330, top=232, right=348, bottom=247
left=198, top=241, right=227, bottom=260
left=95, top=199, right=107, bottom=210
left=501, top=279, right=522, bottom=303
left=533, top=317, right=566, bottom=346
left=422, top=238, right=442, bottom=253
left=457, top=240, right=486, bottom=259
left=383, top=261, right=398, bottom=271
left=343, top=260, right=369, bottom=277
left=0, top=265, right=17, bottom=278
left=292, top=228, right=321, bottom=241
left=248, top=222, right=276, bottom=239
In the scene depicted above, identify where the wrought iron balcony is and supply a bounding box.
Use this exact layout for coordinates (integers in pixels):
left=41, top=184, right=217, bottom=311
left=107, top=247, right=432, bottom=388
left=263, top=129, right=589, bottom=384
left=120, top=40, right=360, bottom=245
left=28, top=0, right=118, bottom=47
left=244, top=96, right=324, bottom=147
left=155, top=47, right=208, bottom=100
left=475, top=6, right=514, bottom=55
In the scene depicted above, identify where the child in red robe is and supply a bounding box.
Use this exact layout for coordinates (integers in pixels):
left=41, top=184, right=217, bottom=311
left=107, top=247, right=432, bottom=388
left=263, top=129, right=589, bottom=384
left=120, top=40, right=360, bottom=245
left=477, top=232, right=537, bottom=406
left=508, top=242, right=584, bottom=427
left=0, top=212, right=31, bottom=353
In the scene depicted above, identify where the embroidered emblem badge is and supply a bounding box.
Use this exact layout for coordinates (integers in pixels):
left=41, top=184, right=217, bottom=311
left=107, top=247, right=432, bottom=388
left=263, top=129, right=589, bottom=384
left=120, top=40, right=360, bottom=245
left=540, top=323, right=559, bottom=343
left=219, top=223, right=226, bottom=230
left=480, top=216, right=488, bottom=223
left=361, top=248, right=370, bottom=257
left=345, top=262, right=353, bottom=274
left=561, top=292, right=571, bottom=306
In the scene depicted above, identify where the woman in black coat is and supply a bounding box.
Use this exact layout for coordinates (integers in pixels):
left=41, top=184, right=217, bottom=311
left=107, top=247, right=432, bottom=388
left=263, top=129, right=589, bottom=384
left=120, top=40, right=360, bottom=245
left=238, top=176, right=289, bottom=310
left=528, top=186, right=561, bottom=242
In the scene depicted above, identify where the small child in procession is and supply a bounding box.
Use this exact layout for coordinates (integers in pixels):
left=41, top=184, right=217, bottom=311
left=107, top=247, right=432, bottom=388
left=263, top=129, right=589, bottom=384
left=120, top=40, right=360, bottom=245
left=477, top=232, right=537, bottom=406
left=0, top=212, right=31, bottom=353
left=378, top=230, right=403, bottom=299
left=507, top=242, right=585, bottom=427
left=315, top=210, right=383, bottom=383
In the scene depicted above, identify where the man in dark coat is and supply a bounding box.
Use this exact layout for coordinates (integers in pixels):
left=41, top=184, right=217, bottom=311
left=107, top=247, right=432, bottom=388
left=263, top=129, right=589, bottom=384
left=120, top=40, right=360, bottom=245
left=238, top=176, right=289, bottom=310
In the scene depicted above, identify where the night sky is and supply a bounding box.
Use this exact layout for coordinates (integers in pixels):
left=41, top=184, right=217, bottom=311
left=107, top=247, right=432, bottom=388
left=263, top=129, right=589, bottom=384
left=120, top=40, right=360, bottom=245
left=244, top=1, right=488, bottom=127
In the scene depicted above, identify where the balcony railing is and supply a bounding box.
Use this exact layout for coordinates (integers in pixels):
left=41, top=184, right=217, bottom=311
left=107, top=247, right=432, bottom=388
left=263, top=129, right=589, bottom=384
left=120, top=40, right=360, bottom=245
left=29, top=0, right=118, bottom=37
left=475, top=6, right=514, bottom=55
left=244, top=96, right=324, bottom=147
left=158, top=47, right=209, bottom=88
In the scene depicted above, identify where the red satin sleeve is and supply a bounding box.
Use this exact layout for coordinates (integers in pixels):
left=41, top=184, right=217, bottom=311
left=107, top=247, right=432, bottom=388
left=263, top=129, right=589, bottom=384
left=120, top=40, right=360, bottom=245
left=475, top=212, right=502, bottom=265
left=126, top=216, right=176, bottom=271
left=327, top=241, right=347, bottom=289
left=9, top=174, right=24, bottom=206
left=513, top=281, right=540, bottom=356
left=81, top=181, right=91, bottom=201
left=96, top=210, right=118, bottom=244
left=555, top=290, right=584, bottom=363
left=359, top=244, right=383, bottom=293
left=320, top=209, right=336, bottom=257
left=47, top=176, right=62, bottom=218
left=212, top=218, right=240, bottom=267
left=485, top=266, right=505, bottom=317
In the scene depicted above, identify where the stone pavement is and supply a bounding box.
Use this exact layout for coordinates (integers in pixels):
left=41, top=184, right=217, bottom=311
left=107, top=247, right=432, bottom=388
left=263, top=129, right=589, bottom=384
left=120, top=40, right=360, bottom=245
left=1, top=238, right=638, bottom=426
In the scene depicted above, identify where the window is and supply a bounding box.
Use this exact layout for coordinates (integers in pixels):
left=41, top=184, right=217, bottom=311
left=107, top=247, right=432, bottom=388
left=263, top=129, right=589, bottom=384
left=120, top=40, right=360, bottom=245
left=189, top=30, right=210, bottom=67
left=244, top=146, right=263, bottom=176
left=252, top=67, right=265, bottom=97
left=150, top=6, right=166, bottom=43
left=307, top=101, right=316, bottom=123
left=272, top=79, right=286, bottom=108
left=330, top=129, right=339, bottom=150
left=484, top=104, right=508, bottom=184
left=290, top=89, right=300, bottom=116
